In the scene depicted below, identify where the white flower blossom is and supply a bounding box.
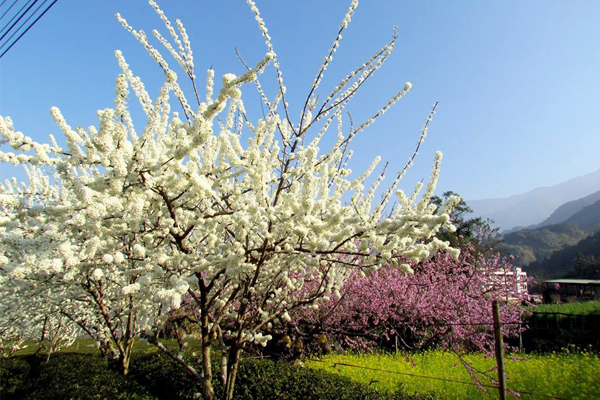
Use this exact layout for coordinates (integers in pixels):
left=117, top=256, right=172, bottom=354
left=0, top=1, right=457, bottom=396
left=132, top=244, right=146, bottom=258
left=92, top=268, right=104, bottom=280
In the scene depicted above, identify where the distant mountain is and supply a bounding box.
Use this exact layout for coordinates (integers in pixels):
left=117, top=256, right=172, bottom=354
left=501, top=197, right=600, bottom=269
left=468, top=169, right=600, bottom=231
left=535, top=190, right=600, bottom=228
left=501, top=223, right=589, bottom=267
left=562, top=198, right=600, bottom=232
left=526, top=230, right=600, bottom=279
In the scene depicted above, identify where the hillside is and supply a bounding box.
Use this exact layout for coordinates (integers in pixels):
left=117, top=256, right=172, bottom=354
left=562, top=198, right=600, bottom=232
left=499, top=196, right=600, bottom=267
left=468, top=168, right=600, bottom=231
left=535, top=190, right=600, bottom=228
left=526, top=230, right=600, bottom=279
left=501, top=223, right=589, bottom=266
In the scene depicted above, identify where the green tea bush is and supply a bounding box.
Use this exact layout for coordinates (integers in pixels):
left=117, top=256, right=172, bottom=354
left=0, top=354, right=156, bottom=400
left=231, top=357, right=434, bottom=400
left=523, top=303, right=600, bottom=352
left=1, top=351, right=435, bottom=400
left=129, top=350, right=205, bottom=400
left=131, top=350, right=434, bottom=400
left=0, top=356, right=31, bottom=396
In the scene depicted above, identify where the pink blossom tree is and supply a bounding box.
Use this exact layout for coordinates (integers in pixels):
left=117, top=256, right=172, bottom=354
left=286, top=248, right=528, bottom=354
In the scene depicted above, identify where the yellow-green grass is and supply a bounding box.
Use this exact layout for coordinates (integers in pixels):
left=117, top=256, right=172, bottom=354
left=531, top=300, right=600, bottom=316
left=306, top=350, right=600, bottom=400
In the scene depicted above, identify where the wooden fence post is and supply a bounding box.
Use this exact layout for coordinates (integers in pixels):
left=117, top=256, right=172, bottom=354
left=492, top=300, right=507, bottom=400
left=517, top=310, right=523, bottom=353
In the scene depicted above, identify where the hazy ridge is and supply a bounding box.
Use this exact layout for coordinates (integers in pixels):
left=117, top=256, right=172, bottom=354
left=468, top=168, right=600, bottom=232
left=465, top=168, right=600, bottom=278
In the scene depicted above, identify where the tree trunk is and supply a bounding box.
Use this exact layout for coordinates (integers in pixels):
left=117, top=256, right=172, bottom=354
left=118, top=338, right=134, bottom=376
left=201, top=347, right=215, bottom=400
left=201, top=317, right=215, bottom=400
left=220, top=351, right=228, bottom=386
left=224, top=345, right=242, bottom=400
left=99, top=338, right=118, bottom=360
left=45, top=348, right=52, bottom=363
left=175, top=323, right=186, bottom=351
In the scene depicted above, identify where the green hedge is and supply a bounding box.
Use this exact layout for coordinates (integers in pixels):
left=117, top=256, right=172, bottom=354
left=523, top=313, right=600, bottom=352
left=0, top=356, right=31, bottom=396
left=1, top=351, right=435, bottom=400
left=0, top=354, right=156, bottom=400
left=230, top=357, right=434, bottom=400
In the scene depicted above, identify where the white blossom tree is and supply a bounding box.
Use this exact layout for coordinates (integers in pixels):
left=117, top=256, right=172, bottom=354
left=0, top=170, right=164, bottom=373
left=0, top=277, right=78, bottom=361
left=0, top=1, right=459, bottom=399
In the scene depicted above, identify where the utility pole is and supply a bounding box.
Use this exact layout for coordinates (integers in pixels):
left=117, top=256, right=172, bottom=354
left=492, top=300, right=507, bottom=400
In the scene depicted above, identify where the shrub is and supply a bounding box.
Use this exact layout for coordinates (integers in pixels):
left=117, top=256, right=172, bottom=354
left=0, top=354, right=156, bottom=400
left=129, top=350, right=204, bottom=400
left=0, top=356, right=31, bottom=397
left=231, top=357, right=435, bottom=400
left=2, top=351, right=437, bottom=400
left=131, top=350, right=435, bottom=400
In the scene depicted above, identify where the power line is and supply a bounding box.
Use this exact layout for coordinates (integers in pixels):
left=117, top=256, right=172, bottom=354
left=0, top=0, right=20, bottom=21
left=0, top=0, right=37, bottom=39
left=0, top=0, right=58, bottom=59
left=0, top=0, right=48, bottom=53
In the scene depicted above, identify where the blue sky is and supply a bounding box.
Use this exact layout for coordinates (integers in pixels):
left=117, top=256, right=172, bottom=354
left=1, top=0, right=599, bottom=201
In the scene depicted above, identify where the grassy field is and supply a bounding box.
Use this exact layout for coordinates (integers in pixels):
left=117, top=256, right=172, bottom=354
left=531, top=300, right=600, bottom=316
left=306, top=349, right=600, bottom=400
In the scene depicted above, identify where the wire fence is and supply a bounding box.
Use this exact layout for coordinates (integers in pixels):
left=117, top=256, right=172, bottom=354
left=299, top=310, right=600, bottom=345
left=290, top=304, right=600, bottom=400
left=307, top=357, right=572, bottom=400
left=299, top=319, right=525, bottom=330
